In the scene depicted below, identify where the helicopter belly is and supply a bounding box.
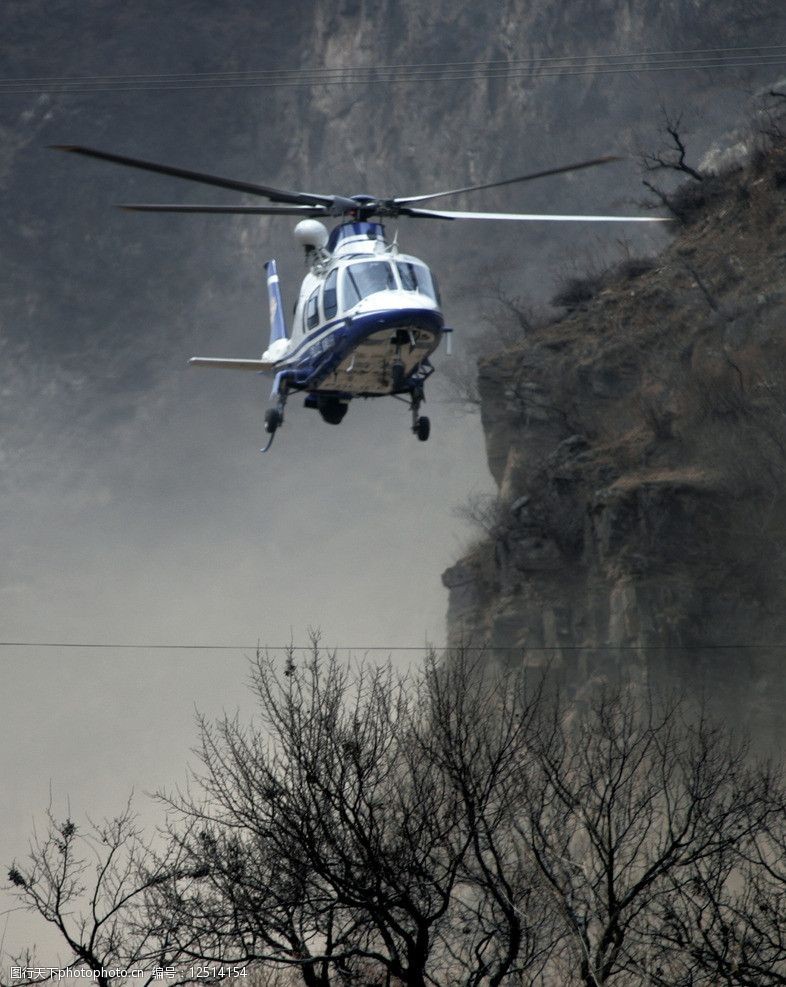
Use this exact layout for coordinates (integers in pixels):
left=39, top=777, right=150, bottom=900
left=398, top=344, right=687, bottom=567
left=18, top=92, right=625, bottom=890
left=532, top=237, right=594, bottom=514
left=313, top=311, right=442, bottom=396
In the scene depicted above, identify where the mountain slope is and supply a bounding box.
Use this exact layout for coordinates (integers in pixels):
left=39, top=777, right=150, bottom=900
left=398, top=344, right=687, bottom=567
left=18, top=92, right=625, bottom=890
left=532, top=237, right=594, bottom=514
left=443, top=118, right=786, bottom=740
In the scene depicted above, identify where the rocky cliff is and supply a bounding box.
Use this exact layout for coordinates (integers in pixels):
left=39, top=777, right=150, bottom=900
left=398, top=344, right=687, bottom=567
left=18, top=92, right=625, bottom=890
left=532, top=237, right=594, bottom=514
left=443, top=118, right=786, bottom=740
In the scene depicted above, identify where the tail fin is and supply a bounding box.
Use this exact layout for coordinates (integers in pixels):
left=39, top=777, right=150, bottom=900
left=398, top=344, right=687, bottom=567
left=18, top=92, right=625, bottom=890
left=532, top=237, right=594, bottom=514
left=264, top=260, right=287, bottom=350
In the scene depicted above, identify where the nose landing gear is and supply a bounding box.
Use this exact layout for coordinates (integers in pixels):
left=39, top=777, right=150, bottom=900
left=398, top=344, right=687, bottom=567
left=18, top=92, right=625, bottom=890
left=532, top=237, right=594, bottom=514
left=410, top=384, right=430, bottom=442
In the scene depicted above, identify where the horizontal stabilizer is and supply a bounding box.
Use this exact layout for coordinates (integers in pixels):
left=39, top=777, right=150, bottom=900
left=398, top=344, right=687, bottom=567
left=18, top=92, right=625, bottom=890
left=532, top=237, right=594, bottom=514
left=189, top=357, right=276, bottom=371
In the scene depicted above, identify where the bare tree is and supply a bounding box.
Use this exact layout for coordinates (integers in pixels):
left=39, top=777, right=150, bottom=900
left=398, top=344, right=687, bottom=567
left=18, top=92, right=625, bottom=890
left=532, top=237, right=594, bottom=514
left=640, top=109, right=710, bottom=222
left=154, top=641, right=569, bottom=986
left=650, top=770, right=786, bottom=985
left=641, top=110, right=705, bottom=183
left=413, top=650, right=559, bottom=986
left=8, top=647, right=783, bottom=987
left=156, top=640, right=480, bottom=986
left=4, top=801, right=202, bottom=987
left=753, top=88, right=786, bottom=146
left=514, top=688, right=773, bottom=986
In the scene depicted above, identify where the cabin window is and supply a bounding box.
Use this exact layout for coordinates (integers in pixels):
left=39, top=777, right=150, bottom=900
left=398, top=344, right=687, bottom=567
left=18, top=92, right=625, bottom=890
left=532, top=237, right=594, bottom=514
left=305, top=289, right=320, bottom=330
left=343, top=261, right=396, bottom=308
left=396, top=261, right=440, bottom=304
left=430, top=270, right=442, bottom=306
left=323, top=269, right=338, bottom=320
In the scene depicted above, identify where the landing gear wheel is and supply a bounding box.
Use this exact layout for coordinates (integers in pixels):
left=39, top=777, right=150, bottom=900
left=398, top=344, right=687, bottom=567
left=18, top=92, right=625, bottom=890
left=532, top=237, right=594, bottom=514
left=262, top=385, right=288, bottom=453
left=265, top=408, right=283, bottom=434
left=415, top=416, right=430, bottom=442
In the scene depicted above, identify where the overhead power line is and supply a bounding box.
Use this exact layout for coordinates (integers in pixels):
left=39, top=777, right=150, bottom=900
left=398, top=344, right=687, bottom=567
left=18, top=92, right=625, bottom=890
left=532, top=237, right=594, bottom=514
left=0, top=44, right=784, bottom=96
left=0, top=641, right=784, bottom=653
left=2, top=42, right=785, bottom=85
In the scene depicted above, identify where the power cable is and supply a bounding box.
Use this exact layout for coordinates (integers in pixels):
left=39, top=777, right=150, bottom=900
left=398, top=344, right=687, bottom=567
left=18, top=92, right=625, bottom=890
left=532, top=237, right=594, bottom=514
left=1, top=42, right=785, bottom=86
left=3, top=58, right=785, bottom=91
left=0, top=44, right=786, bottom=85
left=0, top=641, right=783, bottom=653
left=1, top=51, right=784, bottom=95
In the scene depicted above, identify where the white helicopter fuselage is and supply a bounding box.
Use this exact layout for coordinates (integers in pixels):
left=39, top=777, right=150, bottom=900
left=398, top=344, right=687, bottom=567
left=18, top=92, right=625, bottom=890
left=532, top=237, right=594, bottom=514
left=190, top=219, right=448, bottom=442
left=264, top=220, right=446, bottom=399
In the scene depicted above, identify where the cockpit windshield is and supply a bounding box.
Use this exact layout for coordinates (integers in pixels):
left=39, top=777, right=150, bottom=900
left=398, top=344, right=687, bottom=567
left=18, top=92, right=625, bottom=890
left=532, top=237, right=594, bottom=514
left=396, top=261, right=440, bottom=304
left=343, top=261, right=396, bottom=308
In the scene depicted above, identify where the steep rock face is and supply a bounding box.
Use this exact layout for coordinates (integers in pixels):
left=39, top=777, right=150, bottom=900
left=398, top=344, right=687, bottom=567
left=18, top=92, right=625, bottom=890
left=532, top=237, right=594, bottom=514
left=443, top=142, right=786, bottom=738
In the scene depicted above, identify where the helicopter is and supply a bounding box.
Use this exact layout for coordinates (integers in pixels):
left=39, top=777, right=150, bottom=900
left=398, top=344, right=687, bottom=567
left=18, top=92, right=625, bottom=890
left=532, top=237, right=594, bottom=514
left=53, top=145, right=668, bottom=450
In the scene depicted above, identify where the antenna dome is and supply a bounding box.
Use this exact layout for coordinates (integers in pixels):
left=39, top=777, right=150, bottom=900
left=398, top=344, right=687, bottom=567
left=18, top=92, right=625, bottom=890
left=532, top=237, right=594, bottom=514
left=294, top=220, right=329, bottom=249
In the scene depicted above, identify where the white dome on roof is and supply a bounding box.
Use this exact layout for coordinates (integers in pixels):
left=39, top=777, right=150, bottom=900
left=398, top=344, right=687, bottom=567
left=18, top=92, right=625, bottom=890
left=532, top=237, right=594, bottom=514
left=293, top=220, right=329, bottom=249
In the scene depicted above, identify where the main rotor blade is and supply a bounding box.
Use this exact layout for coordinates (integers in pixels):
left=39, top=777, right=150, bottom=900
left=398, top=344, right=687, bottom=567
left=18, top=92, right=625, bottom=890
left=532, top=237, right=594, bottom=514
left=51, top=144, right=335, bottom=208
left=119, top=203, right=328, bottom=215
left=394, top=156, right=623, bottom=206
left=401, top=207, right=671, bottom=222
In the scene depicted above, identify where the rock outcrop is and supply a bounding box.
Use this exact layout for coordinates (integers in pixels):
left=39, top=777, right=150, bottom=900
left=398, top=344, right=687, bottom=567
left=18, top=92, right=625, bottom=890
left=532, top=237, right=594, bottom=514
left=444, top=137, right=786, bottom=740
